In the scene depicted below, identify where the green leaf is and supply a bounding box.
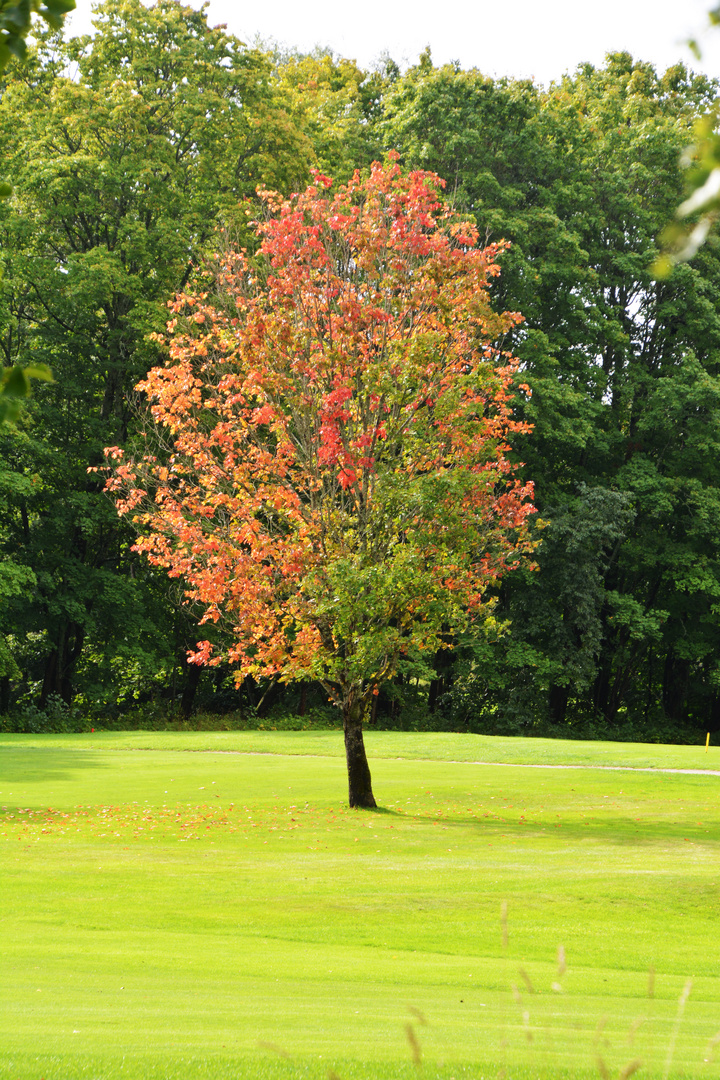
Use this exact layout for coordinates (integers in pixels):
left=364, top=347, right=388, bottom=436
left=38, top=0, right=75, bottom=31
left=1, top=364, right=31, bottom=398
left=688, top=38, right=702, bottom=62
left=43, top=0, right=76, bottom=13
left=21, top=363, right=53, bottom=383
left=0, top=362, right=53, bottom=424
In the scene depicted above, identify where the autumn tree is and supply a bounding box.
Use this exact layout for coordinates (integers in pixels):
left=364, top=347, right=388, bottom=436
left=106, top=158, right=535, bottom=806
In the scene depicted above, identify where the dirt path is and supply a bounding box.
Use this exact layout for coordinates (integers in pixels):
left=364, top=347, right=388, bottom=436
left=78, top=745, right=720, bottom=775
left=172, top=748, right=720, bottom=775
left=443, top=760, right=720, bottom=775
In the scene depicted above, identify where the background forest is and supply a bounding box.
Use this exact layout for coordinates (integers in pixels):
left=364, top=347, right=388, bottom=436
left=2, top=0, right=720, bottom=742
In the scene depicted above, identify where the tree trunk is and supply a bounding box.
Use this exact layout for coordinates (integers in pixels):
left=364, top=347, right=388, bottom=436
left=548, top=683, right=568, bottom=725
left=40, top=621, right=84, bottom=707
left=180, top=660, right=202, bottom=721
left=662, top=650, right=690, bottom=723
left=342, top=692, right=376, bottom=809
left=428, top=646, right=454, bottom=714
left=0, top=675, right=9, bottom=713
left=39, top=646, right=59, bottom=708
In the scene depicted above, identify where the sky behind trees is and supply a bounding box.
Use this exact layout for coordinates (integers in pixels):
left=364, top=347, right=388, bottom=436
left=65, top=0, right=720, bottom=83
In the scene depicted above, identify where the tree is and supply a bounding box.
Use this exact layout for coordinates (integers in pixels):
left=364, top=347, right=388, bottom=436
left=0, top=0, right=74, bottom=421
left=384, top=53, right=720, bottom=733
left=509, top=57, right=720, bottom=732
left=106, top=158, right=536, bottom=806
left=0, top=0, right=313, bottom=709
left=270, top=47, right=392, bottom=183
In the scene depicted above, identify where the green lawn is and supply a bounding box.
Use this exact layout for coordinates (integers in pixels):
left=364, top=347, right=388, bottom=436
left=1, top=730, right=719, bottom=1079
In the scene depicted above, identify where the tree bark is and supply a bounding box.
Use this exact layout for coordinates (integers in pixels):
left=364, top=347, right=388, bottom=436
left=342, top=692, right=376, bottom=809
left=40, top=621, right=85, bottom=707
left=428, top=646, right=453, bottom=713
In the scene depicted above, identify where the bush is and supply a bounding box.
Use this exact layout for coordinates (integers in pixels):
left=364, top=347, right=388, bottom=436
left=0, top=693, right=89, bottom=733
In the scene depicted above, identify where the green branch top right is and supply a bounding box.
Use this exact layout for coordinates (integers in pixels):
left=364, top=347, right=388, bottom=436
left=655, top=4, right=720, bottom=276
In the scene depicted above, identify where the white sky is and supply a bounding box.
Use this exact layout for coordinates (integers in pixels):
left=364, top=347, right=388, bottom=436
left=63, top=0, right=720, bottom=85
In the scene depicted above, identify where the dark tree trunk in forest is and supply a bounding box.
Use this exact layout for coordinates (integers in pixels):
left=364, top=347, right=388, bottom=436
left=39, top=622, right=84, bottom=707
left=592, top=658, right=611, bottom=721
left=342, top=692, right=376, bottom=808
left=709, top=693, right=720, bottom=734
left=39, top=648, right=59, bottom=707
left=180, top=659, right=202, bottom=721
left=662, top=651, right=690, bottom=723
left=428, top=646, right=454, bottom=714
left=428, top=677, right=440, bottom=714
left=548, top=683, right=568, bottom=725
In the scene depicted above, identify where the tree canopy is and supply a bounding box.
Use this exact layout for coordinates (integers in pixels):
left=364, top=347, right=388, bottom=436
left=106, top=159, right=536, bottom=805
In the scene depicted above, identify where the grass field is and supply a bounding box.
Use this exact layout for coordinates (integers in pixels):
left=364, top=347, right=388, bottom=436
left=1, top=730, right=719, bottom=1079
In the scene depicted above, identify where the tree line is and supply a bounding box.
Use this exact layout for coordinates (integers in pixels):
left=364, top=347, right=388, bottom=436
left=2, top=0, right=720, bottom=742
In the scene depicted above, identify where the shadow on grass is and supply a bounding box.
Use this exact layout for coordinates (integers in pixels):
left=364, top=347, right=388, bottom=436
left=0, top=748, right=110, bottom=786
left=391, top=808, right=718, bottom=847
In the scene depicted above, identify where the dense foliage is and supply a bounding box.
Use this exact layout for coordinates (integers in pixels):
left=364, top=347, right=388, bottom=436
left=3, top=0, right=720, bottom=745
left=105, top=160, right=536, bottom=803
